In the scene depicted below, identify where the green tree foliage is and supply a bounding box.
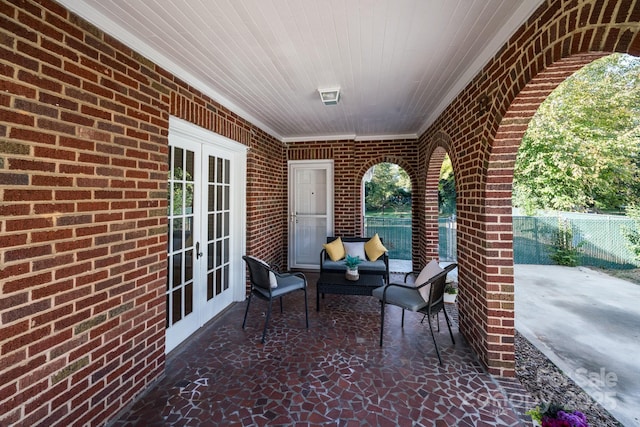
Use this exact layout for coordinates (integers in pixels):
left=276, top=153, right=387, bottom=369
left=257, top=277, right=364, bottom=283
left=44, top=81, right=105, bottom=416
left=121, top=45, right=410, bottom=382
left=439, top=155, right=456, bottom=216
left=169, top=167, right=194, bottom=215
left=513, top=53, right=640, bottom=214
left=623, top=204, right=640, bottom=261
left=364, top=163, right=411, bottom=212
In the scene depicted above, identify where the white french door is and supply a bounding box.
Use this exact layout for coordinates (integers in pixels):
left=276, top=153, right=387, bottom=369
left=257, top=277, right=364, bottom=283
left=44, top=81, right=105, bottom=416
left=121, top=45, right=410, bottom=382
left=166, top=117, right=247, bottom=353
left=288, top=160, right=334, bottom=269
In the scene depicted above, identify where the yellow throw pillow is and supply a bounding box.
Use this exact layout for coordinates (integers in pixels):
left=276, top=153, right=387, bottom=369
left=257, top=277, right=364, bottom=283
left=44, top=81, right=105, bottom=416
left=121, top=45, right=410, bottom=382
left=323, top=237, right=345, bottom=261
left=364, top=233, right=388, bottom=261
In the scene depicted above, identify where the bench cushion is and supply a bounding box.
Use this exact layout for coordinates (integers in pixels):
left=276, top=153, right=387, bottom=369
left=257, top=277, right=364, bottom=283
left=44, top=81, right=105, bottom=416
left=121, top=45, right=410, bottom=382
left=321, top=236, right=389, bottom=284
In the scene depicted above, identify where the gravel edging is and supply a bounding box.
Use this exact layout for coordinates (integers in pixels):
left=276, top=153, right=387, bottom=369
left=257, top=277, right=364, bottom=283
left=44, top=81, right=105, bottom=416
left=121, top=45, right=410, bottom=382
left=515, top=330, right=623, bottom=426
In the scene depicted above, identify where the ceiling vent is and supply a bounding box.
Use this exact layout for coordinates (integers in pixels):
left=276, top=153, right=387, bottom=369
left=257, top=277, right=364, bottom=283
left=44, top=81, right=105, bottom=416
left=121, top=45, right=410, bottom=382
left=318, top=87, right=340, bottom=105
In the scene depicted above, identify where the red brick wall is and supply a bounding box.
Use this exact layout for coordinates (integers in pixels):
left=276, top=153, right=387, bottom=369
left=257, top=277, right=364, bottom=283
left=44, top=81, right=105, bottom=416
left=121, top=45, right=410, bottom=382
left=1, top=0, right=639, bottom=425
left=245, top=127, right=286, bottom=267
left=420, top=0, right=640, bottom=376
left=287, top=138, right=419, bottom=239
left=0, top=1, right=284, bottom=425
left=0, top=1, right=168, bottom=424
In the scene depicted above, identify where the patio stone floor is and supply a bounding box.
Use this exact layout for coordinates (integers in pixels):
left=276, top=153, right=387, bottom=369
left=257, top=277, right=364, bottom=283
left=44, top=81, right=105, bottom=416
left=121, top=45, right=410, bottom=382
left=112, top=272, right=533, bottom=426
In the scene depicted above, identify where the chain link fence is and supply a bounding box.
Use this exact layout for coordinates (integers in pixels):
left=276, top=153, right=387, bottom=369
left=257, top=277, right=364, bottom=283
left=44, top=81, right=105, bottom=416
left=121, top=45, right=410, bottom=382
left=364, top=216, right=412, bottom=259
left=363, top=215, right=456, bottom=261
left=514, top=214, right=638, bottom=268
left=365, top=214, right=639, bottom=268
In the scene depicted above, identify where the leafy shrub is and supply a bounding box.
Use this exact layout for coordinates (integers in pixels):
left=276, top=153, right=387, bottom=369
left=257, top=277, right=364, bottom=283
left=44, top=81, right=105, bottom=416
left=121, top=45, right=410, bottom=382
left=549, top=218, right=583, bottom=266
left=623, top=204, right=640, bottom=261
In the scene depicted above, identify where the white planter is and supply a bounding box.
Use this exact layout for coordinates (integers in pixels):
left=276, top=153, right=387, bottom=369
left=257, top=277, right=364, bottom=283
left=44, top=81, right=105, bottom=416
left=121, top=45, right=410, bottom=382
left=345, top=268, right=359, bottom=281
left=444, top=293, right=457, bottom=303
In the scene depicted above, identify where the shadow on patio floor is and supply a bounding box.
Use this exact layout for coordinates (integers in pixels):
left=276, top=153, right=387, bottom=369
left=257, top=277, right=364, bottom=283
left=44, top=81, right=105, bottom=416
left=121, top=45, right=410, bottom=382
left=112, top=272, right=532, bottom=426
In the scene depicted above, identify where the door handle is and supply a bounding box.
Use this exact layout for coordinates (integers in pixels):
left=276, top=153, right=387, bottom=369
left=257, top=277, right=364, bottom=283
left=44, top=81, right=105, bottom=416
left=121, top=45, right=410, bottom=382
left=195, top=242, right=204, bottom=259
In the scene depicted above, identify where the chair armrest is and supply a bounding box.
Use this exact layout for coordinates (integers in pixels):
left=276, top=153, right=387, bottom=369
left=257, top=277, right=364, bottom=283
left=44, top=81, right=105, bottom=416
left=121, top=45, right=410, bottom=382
left=292, top=271, right=307, bottom=284
left=403, top=271, right=421, bottom=283
left=275, top=270, right=307, bottom=286
left=384, top=282, right=417, bottom=291
left=381, top=271, right=436, bottom=293
left=403, top=263, right=458, bottom=284
left=276, top=270, right=305, bottom=278
left=442, top=263, right=458, bottom=275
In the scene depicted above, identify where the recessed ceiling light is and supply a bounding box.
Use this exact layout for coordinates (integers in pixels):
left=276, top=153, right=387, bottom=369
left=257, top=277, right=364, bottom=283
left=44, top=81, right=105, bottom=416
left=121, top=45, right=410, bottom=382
left=318, top=87, right=340, bottom=105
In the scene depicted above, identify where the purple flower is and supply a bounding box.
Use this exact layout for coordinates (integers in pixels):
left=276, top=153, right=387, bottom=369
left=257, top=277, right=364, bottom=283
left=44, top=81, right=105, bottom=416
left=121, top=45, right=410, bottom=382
left=542, top=410, right=589, bottom=427
left=557, top=410, right=589, bottom=427
left=529, top=402, right=590, bottom=427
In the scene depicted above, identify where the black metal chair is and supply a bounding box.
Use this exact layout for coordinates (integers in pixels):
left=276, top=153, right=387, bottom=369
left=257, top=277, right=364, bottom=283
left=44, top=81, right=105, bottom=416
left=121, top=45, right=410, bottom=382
left=242, top=255, right=309, bottom=343
left=373, top=262, right=458, bottom=365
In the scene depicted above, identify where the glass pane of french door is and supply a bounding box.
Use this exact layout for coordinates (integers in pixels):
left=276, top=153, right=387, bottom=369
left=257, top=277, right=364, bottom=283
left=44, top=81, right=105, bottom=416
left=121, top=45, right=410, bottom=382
left=206, top=155, right=231, bottom=301
left=166, top=145, right=199, bottom=340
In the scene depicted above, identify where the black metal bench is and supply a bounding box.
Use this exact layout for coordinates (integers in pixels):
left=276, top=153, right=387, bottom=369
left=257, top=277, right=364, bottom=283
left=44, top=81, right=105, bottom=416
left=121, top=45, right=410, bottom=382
left=316, top=271, right=384, bottom=311
left=319, top=236, right=389, bottom=284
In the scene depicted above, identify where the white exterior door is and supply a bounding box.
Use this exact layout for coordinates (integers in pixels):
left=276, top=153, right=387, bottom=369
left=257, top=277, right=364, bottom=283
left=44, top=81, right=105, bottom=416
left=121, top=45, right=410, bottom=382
left=166, top=117, right=247, bottom=353
left=288, top=160, right=333, bottom=269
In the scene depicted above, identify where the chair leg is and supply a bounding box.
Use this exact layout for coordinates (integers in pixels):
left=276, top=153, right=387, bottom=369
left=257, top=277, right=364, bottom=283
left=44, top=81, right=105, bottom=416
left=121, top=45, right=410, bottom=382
left=421, top=313, right=443, bottom=332
left=444, top=308, right=453, bottom=327
left=261, top=298, right=273, bottom=344
left=427, top=313, right=443, bottom=365
left=442, top=307, right=455, bottom=345
left=315, top=292, right=325, bottom=313
left=379, top=301, right=385, bottom=346
left=279, top=296, right=284, bottom=313
left=242, top=292, right=253, bottom=329
left=401, top=309, right=405, bottom=327
left=303, top=288, right=309, bottom=328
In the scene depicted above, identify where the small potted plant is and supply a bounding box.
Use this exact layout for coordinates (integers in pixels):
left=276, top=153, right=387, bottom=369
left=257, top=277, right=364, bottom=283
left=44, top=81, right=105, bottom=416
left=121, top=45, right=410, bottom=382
left=527, top=402, right=589, bottom=427
left=443, top=283, right=458, bottom=303
left=344, top=254, right=361, bottom=281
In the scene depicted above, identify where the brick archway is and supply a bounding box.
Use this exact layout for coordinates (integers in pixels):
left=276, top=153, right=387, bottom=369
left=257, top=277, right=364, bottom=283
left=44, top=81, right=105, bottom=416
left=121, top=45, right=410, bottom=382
left=421, top=0, right=640, bottom=376
left=416, top=132, right=455, bottom=271
left=483, top=52, right=611, bottom=373
left=356, top=157, right=416, bottom=242
left=483, top=63, right=640, bottom=373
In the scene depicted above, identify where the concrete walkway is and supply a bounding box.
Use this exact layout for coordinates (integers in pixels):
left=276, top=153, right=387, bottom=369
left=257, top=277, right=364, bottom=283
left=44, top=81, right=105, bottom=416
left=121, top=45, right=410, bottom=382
left=515, top=265, right=640, bottom=427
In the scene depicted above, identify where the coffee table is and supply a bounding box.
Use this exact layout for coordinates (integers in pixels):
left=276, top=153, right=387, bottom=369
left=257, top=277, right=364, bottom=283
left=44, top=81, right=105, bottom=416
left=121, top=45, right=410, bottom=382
left=316, top=271, right=384, bottom=311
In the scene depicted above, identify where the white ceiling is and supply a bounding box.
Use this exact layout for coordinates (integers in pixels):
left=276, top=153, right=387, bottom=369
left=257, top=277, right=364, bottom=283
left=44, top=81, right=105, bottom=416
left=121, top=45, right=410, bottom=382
left=57, top=0, right=543, bottom=141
